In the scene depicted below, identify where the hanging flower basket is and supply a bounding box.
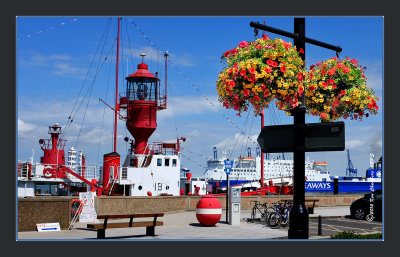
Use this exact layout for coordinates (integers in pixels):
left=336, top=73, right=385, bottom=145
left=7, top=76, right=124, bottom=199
left=305, top=57, right=379, bottom=122
left=216, top=35, right=306, bottom=116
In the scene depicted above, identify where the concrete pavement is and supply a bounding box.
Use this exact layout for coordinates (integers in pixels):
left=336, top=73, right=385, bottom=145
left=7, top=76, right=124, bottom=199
left=17, top=206, right=350, bottom=240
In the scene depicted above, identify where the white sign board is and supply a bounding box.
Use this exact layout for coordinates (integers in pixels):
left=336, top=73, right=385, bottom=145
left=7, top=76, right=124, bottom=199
left=79, top=191, right=97, bottom=222
left=36, top=223, right=61, bottom=232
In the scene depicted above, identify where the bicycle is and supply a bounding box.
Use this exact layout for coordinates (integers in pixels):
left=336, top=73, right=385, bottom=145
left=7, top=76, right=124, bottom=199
left=267, top=201, right=292, bottom=229
left=250, top=201, right=269, bottom=221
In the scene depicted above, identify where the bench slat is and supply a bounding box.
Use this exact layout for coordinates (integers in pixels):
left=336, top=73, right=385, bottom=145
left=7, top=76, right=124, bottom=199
left=87, top=221, right=163, bottom=230
left=96, top=213, right=164, bottom=219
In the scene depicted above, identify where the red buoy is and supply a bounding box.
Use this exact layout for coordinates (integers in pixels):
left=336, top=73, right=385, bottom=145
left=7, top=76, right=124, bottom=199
left=196, top=195, right=222, bottom=226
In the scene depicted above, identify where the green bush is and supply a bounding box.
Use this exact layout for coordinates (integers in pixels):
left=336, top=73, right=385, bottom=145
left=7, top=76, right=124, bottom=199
left=330, top=231, right=382, bottom=239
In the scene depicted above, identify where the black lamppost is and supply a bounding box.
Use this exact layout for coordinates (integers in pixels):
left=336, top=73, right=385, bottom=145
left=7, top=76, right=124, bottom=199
left=251, top=17, right=342, bottom=239
left=289, top=18, right=308, bottom=239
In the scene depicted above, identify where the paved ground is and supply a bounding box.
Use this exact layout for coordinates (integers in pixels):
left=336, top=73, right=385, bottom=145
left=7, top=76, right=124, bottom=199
left=18, top=206, right=374, bottom=240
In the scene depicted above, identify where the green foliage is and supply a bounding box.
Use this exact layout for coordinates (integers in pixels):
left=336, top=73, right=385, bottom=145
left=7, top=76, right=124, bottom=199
left=330, top=230, right=382, bottom=239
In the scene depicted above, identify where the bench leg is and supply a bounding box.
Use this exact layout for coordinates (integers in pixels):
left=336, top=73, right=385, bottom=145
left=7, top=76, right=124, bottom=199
left=146, top=226, right=155, bottom=236
left=97, top=229, right=106, bottom=239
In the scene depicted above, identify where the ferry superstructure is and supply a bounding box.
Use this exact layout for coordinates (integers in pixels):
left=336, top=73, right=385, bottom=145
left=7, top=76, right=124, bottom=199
left=203, top=147, right=381, bottom=194
left=203, top=147, right=331, bottom=189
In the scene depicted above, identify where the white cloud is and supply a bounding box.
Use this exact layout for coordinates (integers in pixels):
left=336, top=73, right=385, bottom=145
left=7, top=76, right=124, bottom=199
left=19, top=51, right=87, bottom=78
left=215, top=133, right=258, bottom=154
left=346, top=139, right=363, bottom=149
left=158, top=95, right=218, bottom=119
left=53, top=63, right=86, bottom=77
left=187, top=130, right=200, bottom=137
left=18, top=119, right=37, bottom=133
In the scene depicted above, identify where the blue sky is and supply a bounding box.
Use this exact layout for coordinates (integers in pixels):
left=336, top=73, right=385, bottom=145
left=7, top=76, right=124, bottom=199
left=17, top=16, right=383, bottom=177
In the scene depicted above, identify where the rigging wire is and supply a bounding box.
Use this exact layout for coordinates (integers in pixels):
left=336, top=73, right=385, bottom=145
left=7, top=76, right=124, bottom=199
left=62, top=18, right=112, bottom=137
left=124, top=19, right=136, bottom=71
left=228, top=111, right=251, bottom=161
left=96, top=56, right=113, bottom=164
left=70, top=30, right=117, bottom=147
left=240, top=114, right=255, bottom=157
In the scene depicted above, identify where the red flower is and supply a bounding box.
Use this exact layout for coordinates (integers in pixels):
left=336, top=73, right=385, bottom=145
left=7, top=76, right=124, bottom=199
left=320, top=113, right=329, bottom=119
left=239, top=41, right=249, bottom=48
left=322, top=82, right=328, bottom=89
left=267, top=59, right=278, bottom=67
left=297, top=72, right=303, bottom=81
left=240, top=69, right=246, bottom=76
left=264, top=89, right=270, bottom=97
left=256, top=45, right=263, bottom=49
left=280, top=65, right=287, bottom=73
left=327, top=79, right=335, bottom=85
left=254, top=95, right=260, bottom=101
left=249, top=67, right=256, bottom=74
left=337, top=63, right=345, bottom=68
left=332, top=85, right=337, bottom=89
left=298, top=86, right=304, bottom=96
left=327, top=68, right=336, bottom=76
left=340, top=90, right=346, bottom=95
left=243, top=89, right=250, bottom=97
left=264, top=66, right=273, bottom=73
left=351, top=59, right=358, bottom=65
left=299, top=48, right=304, bottom=54
left=342, top=67, right=351, bottom=74
left=260, top=83, right=266, bottom=90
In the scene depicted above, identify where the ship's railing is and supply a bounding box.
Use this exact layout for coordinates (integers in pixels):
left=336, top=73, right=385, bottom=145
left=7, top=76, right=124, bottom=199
left=17, top=162, right=101, bottom=182
left=148, top=142, right=179, bottom=156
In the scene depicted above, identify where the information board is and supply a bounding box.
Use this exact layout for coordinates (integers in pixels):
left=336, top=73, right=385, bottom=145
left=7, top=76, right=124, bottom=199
left=79, top=191, right=97, bottom=223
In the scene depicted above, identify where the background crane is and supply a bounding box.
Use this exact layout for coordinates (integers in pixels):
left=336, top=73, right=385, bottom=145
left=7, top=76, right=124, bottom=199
left=346, top=149, right=358, bottom=177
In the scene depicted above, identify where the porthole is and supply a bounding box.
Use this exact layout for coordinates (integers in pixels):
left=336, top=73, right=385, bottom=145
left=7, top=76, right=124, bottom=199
left=166, top=185, right=170, bottom=190
left=138, top=185, right=143, bottom=190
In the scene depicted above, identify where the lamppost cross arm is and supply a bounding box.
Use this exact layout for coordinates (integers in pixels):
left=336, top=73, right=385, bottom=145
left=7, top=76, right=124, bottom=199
left=250, top=21, right=342, bottom=53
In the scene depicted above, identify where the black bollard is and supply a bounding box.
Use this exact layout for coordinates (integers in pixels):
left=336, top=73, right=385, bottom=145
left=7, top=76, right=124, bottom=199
left=318, top=215, right=322, bottom=236
left=333, top=178, right=339, bottom=195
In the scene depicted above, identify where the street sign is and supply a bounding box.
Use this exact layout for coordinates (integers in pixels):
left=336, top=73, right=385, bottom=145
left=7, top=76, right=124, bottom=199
left=36, top=223, right=61, bottom=232
left=305, top=122, right=345, bottom=152
left=257, top=122, right=345, bottom=153
left=224, top=159, right=234, bottom=175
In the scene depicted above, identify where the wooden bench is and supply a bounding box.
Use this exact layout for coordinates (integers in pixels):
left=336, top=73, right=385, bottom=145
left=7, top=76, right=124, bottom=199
left=305, top=199, right=319, bottom=214
left=278, top=199, right=319, bottom=214
left=87, top=213, right=164, bottom=239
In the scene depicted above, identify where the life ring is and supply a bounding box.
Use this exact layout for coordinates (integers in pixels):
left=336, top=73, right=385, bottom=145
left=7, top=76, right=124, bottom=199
left=44, top=169, right=52, bottom=177
left=71, top=200, right=82, bottom=215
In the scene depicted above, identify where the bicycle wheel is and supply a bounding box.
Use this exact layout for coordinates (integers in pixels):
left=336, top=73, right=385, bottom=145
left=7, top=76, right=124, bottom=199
left=251, top=206, right=257, bottom=222
left=267, top=213, right=281, bottom=229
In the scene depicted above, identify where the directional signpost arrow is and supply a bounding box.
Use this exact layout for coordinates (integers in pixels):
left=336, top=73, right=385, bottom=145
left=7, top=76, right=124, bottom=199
left=257, top=122, right=345, bottom=153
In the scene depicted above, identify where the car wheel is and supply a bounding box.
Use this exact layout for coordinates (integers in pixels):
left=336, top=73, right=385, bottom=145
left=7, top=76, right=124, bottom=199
left=354, top=208, right=366, bottom=220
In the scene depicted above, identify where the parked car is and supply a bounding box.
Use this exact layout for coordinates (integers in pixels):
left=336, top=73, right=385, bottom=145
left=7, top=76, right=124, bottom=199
left=350, top=189, right=382, bottom=221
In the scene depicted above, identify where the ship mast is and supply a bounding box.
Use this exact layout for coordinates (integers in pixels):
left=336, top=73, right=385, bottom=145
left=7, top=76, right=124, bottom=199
left=114, top=17, right=121, bottom=152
